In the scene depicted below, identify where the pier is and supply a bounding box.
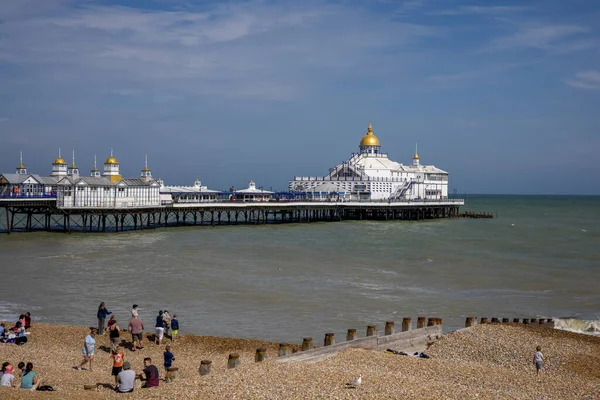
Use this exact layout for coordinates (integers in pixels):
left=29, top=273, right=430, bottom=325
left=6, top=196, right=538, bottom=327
left=0, top=197, right=464, bottom=234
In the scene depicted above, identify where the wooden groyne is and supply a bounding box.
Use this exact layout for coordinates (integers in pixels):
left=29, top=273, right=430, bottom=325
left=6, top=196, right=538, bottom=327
left=459, top=211, right=494, bottom=219
left=196, top=315, right=555, bottom=373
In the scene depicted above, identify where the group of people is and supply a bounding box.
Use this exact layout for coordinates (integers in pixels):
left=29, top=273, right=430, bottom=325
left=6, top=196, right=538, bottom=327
left=0, top=312, right=31, bottom=345
left=0, top=362, right=42, bottom=390
left=73, top=302, right=180, bottom=392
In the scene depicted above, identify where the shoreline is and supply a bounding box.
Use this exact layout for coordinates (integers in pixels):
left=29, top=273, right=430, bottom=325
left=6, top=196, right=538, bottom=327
left=1, top=322, right=599, bottom=399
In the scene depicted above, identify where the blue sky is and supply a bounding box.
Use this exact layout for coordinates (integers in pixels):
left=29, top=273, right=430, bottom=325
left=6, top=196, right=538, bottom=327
left=1, top=0, right=599, bottom=194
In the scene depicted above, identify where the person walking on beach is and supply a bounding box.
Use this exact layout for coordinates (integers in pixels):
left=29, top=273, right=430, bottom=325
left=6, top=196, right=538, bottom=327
left=97, top=302, right=112, bottom=335
left=170, top=314, right=179, bottom=342
left=108, top=317, right=121, bottom=353
left=155, top=310, right=165, bottom=345
left=163, top=345, right=175, bottom=371
left=75, top=328, right=96, bottom=371
left=130, top=304, right=139, bottom=318
left=110, top=345, right=125, bottom=387
left=533, top=345, right=544, bottom=377
left=128, top=315, right=144, bottom=352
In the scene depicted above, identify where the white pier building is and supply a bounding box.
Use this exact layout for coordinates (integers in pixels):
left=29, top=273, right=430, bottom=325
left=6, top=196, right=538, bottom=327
left=289, top=123, right=450, bottom=201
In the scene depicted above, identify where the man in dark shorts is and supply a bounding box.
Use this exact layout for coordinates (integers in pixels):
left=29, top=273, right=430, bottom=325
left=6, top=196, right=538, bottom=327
left=128, top=315, right=144, bottom=351
left=140, top=358, right=159, bottom=388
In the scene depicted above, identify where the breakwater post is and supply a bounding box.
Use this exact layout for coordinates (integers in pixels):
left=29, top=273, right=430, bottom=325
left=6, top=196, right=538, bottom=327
left=199, top=360, right=212, bottom=375
left=346, top=329, right=357, bottom=341
left=417, top=316, right=426, bottom=329
left=227, top=353, right=240, bottom=369
left=366, top=325, right=377, bottom=337
left=385, top=321, right=395, bottom=335
left=255, top=347, right=267, bottom=362
left=324, top=333, right=335, bottom=346
left=301, top=338, right=313, bottom=351
left=402, top=318, right=412, bottom=332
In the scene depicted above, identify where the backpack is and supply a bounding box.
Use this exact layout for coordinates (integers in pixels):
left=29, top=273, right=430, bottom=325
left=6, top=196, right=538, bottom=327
left=37, top=385, right=55, bottom=391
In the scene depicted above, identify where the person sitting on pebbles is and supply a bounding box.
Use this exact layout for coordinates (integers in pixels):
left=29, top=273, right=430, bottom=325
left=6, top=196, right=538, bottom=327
left=116, top=361, right=136, bottom=393
left=139, top=357, right=159, bottom=388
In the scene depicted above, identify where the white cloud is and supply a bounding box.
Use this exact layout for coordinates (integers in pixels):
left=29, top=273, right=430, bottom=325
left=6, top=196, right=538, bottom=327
left=566, top=70, right=600, bottom=90
left=0, top=1, right=436, bottom=101
left=432, top=6, right=527, bottom=16
left=486, top=24, right=590, bottom=51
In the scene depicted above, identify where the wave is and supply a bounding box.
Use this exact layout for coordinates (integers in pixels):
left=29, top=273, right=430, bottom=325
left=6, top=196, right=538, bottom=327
left=552, top=317, right=600, bottom=336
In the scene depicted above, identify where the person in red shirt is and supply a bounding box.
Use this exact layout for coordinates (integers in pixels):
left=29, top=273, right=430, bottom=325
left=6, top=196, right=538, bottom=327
left=110, top=346, right=125, bottom=387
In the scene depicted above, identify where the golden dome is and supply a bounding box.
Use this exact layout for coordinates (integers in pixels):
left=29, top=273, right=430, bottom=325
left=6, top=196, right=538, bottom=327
left=70, top=162, right=78, bottom=169
left=359, top=123, right=380, bottom=147
left=16, top=162, right=25, bottom=169
left=53, top=157, right=67, bottom=165
left=413, top=153, right=419, bottom=160
left=142, top=166, right=150, bottom=171
left=105, top=156, right=119, bottom=165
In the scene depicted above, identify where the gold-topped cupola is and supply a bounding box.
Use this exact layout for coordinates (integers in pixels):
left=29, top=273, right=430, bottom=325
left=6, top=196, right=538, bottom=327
left=103, top=149, right=122, bottom=182
left=359, top=122, right=381, bottom=155
left=51, top=149, right=68, bottom=177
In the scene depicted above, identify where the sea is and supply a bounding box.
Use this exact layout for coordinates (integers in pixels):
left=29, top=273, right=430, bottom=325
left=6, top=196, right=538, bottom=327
left=0, top=195, right=598, bottom=342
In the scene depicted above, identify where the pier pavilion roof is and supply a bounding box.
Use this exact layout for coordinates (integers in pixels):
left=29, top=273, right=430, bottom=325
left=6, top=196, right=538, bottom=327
left=160, top=186, right=220, bottom=194
left=0, top=173, right=59, bottom=185
left=119, top=178, right=159, bottom=187
left=235, top=181, right=273, bottom=194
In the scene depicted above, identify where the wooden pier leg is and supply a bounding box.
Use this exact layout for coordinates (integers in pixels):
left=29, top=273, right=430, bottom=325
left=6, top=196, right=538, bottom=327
left=82, top=215, right=87, bottom=233
left=199, top=360, right=212, bottom=376
left=255, top=347, right=267, bottom=362
left=346, top=329, right=357, bottom=341
left=133, top=214, right=138, bottom=230
left=324, top=333, right=335, bottom=346
left=102, top=215, right=106, bottom=232
left=402, top=317, right=412, bottom=332
left=385, top=321, right=395, bottom=335
left=67, top=214, right=72, bottom=234
left=366, top=325, right=377, bottom=337
left=89, top=215, right=93, bottom=232
left=301, top=338, right=313, bottom=351
left=417, top=316, right=426, bottom=329
left=227, top=353, right=240, bottom=369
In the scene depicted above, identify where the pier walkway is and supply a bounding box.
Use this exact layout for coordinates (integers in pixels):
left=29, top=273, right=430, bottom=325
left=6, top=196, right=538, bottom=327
left=0, top=197, right=464, bottom=234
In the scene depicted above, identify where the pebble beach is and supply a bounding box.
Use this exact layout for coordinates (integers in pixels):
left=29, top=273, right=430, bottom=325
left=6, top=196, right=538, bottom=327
left=0, top=322, right=598, bottom=399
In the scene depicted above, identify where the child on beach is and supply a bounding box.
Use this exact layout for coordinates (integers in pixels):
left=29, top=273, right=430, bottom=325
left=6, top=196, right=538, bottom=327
left=170, top=314, right=179, bottom=342
left=110, top=346, right=125, bottom=386
left=163, top=345, right=175, bottom=371
left=533, top=345, right=544, bottom=376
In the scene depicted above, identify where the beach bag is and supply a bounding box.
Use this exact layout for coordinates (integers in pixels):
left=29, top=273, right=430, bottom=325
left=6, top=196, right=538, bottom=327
left=37, top=385, right=55, bottom=391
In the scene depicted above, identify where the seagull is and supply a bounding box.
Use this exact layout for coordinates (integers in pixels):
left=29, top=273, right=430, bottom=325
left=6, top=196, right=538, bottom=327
left=345, top=374, right=362, bottom=388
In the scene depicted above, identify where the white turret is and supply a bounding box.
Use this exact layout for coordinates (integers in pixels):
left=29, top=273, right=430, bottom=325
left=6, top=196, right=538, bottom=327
left=90, top=155, right=101, bottom=177
left=15, top=151, right=27, bottom=175
left=51, top=149, right=68, bottom=177
left=412, top=144, right=420, bottom=167
left=140, top=154, right=152, bottom=182
left=68, top=150, right=79, bottom=178
left=103, top=149, right=122, bottom=183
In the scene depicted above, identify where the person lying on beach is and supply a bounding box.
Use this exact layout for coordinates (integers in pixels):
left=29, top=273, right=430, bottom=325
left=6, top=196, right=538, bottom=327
left=75, top=328, right=96, bottom=371
left=139, top=357, right=159, bottom=388
left=20, top=362, right=41, bottom=390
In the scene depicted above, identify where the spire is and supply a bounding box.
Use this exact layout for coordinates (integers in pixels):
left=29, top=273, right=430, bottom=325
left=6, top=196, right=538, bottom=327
left=70, top=150, right=77, bottom=168
left=413, top=143, right=419, bottom=159
left=145, top=154, right=148, bottom=169
left=16, top=151, right=27, bottom=173
left=94, top=155, right=97, bottom=170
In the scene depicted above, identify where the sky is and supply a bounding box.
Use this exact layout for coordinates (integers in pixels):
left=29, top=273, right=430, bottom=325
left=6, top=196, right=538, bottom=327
left=0, top=0, right=599, bottom=194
